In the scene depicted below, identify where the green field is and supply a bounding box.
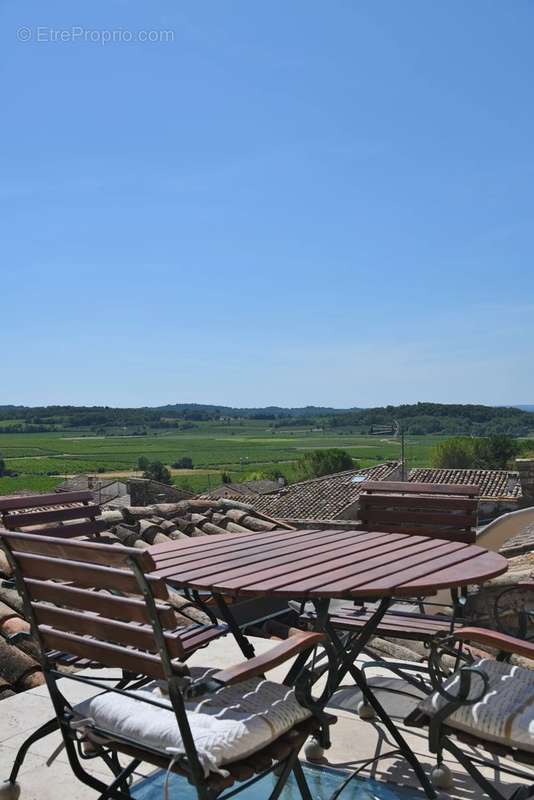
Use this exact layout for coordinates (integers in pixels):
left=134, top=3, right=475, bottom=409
left=0, top=421, right=443, bottom=495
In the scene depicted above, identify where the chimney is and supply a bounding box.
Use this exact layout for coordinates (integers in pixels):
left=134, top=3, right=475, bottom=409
left=516, top=458, right=534, bottom=506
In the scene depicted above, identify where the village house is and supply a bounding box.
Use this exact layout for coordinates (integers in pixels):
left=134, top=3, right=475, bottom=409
left=220, top=462, right=403, bottom=525
left=223, top=460, right=533, bottom=526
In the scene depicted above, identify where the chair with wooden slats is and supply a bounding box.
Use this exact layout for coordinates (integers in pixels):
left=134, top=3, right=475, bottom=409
left=300, top=481, right=481, bottom=710
left=357, top=480, right=479, bottom=543
left=0, top=495, right=229, bottom=790
left=0, top=530, right=330, bottom=800
left=0, top=489, right=112, bottom=659
left=329, top=480, right=479, bottom=638
left=0, top=490, right=108, bottom=540
left=0, top=490, right=116, bottom=782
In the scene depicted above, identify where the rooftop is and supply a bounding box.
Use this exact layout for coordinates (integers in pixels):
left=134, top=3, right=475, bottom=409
left=221, top=462, right=401, bottom=520
left=206, top=479, right=283, bottom=499
left=102, top=497, right=294, bottom=545
left=408, top=467, right=522, bottom=500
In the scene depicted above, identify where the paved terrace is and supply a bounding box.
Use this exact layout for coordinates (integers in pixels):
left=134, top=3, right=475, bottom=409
left=0, top=635, right=528, bottom=800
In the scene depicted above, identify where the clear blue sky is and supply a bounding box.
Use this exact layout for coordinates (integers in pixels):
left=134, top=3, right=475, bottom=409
left=1, top=1, right=533, bottom=408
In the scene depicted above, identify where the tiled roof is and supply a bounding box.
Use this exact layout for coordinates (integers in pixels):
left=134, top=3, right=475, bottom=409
left=499, top=522, right=534, bottom=558
left=104, top=498, right=294, bottom=544
left=206, top=479, right=282, bottom=499
left=408, top=468, right=522, bottom=500
left=227, top=462, right=401, bottom=520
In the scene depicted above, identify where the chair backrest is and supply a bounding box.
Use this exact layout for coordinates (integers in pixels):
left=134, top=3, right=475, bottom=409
left=0, top=529, right=184, bottom=679
left=358, top=480, right=480, bottom=543
left=0, top=491, right=107, bottom=539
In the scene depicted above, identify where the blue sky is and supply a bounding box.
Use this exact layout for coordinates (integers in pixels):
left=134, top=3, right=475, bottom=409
left=1, top=1, right=533, bottom=408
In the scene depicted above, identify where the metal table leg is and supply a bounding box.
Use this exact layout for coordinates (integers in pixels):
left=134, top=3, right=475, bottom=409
left=320, top=602, right=437, bottom=799
left=212, top=593, right=256, bottom=659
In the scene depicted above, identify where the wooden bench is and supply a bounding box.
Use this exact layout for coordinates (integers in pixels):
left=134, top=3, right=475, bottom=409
left=0, top=490, right=108, bottom=539
left=358, top=480, right=479, bottom=543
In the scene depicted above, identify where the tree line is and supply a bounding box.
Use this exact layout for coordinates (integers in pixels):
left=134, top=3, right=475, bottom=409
left=0, top=402, right=533, bottom=437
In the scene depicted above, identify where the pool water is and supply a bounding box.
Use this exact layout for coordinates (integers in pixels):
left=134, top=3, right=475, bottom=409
left=132, top=763, right=424, bottom=800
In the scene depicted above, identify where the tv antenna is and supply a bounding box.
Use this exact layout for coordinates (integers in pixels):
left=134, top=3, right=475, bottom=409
left=370, top=419, right=406, bottom=480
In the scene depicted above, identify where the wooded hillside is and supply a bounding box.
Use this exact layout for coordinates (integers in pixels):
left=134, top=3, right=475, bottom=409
left=0, top=402, right=533, bottom=436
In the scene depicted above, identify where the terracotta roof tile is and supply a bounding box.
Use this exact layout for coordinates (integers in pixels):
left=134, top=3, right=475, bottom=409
left=408, top=468, right=522, bottom=500
left=225, top=462, right=401, bottom=520
left=206, top=479, right=282, bottom=499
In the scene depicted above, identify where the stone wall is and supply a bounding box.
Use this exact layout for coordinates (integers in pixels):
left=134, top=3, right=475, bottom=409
left=478, top=498, right=520, bottom=524
left=127, top=478, right=192, bottom=507
left=465, top=552, right=534, bottom=632
left=517, top=458, right=534, bottom=507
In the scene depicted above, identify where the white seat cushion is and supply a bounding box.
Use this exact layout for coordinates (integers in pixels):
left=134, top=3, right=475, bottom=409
left=418, top=658, right=534, bottom=753
left=73, top=666, right=311, bottom=776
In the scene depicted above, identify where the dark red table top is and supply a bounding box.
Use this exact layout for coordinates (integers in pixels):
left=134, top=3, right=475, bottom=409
left=149, top=527, right=508, bottom=600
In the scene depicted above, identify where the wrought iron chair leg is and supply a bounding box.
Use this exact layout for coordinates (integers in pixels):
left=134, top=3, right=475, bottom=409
left=7, top=717, right=60, bottom=783
left=267, top=749, right=301, bottom=800
left=61, top=735, right=130, bottom=800
left=444, top=738, right=509, bottom=800
left=429, top=746, right=453, bottom=792
left=292, top=759, right=313, bottom=800
left=6, top=670, right=135, bottom=786
left=356, top=675, right=437, bottom=799
left=96, top=756, right=140, bottom=800
left=99, top=752, right=138, bottom=798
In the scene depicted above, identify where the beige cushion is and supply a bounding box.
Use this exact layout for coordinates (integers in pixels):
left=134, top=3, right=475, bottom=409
left=73, top=666, right=311, bottom=777
left=419, top=658, right=534, bottom=752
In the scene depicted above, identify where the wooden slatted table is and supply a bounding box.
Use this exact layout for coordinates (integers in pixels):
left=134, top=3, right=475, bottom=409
left=149, top=527, right=507, bottom=600
left=150, top=527, right=508, bottom=800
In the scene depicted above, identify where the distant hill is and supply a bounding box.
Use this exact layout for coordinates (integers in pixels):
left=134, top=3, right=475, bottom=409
left=329, top=403, right=534, bottom=436
left=153, top=403, right=359, bottom=418
left=0, top=402, right=533, bottom=436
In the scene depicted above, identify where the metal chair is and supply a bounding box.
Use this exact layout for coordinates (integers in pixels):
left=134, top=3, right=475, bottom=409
left=326, top=480, right=480, bottom=703
left=406, top=626, right=534, bottom=799
left=0, top=530, right=332, bottom=800
left=0, top=522, right=229, bottom=794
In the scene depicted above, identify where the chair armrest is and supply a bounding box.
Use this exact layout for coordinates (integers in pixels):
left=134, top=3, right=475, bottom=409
left=181, top=628, right=326, bottom=700
left=211, top=629, right=325, bottom=687
left=454, top=627, right=534, bottom=660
